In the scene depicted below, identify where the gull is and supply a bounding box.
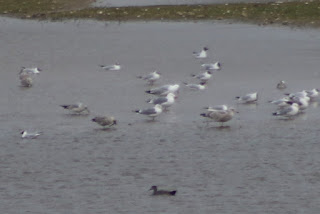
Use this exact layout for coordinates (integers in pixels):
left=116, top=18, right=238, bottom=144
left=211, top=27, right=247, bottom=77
left=204, top=104, right=229, bottom=111
left=191, top=71, right=212, bottom=82
left=146, top=84, right=180, bottom=96
left=149, top=186, right=177, bottom=196
left=290, top=96, right=309, bottom=111
left=236, top=92, right=258, bottom=103
left=92, top=116, right=117, bottom=128
left=285, top=90, right=308, bottom=99
left=272, top=102, right=299, bottom=118
left=193, top=47, right=209, bottom=59
left=60, top=103, right=90, bottom=114
left=134, top=104, right=162, bottom=120
left=20, top=74, right=33, bottom=87
left=21, top=130, right=41, bottom=139
left=200, top=108, right=237, bottom=127
left=137, top=70, right=161, bottom=85
left=276, top=80, right=287, bottom=90
left=146, top=93, right=176, bottom=109
left=19, top=67, right=42, bottom=75
left=183, top=82, right=206, bottom=90
left=269, top=97, right=290, bottom=107
left=201, top=62, right=221, bottom=71
left=99, top=63, right=121, bottom=71
left=305, top=88, right=319, bottom=99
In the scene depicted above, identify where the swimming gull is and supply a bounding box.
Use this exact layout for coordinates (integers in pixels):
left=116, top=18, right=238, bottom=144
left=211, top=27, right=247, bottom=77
left=92, top=116, right=117, bottom=128
left=149, top=186, right=177, bottom=196
left=146, top=84, right=180, bottom=96
left=289, top=96, right=309, bottom=111
left=19, top=67, right=42, bottom=75
left=183, top=82, right=206, bottom=90
left=146, top=93, right=176, bottom=109
left=236, top=92, right=258, bottom=103
left=138, top=70, right=161, bottom=85
left=204, top=104, right=229, bottom=111
left=201, top=62, right=221, bottom=71
left=134, top=104, right=162, bottom=120
left=193, top=47, right=209, bottom=59
left=200, top=108, right=237, bottom=127
left=276, top=80, right=287, bottom=90
left=285, top=90, right=308, bottom=99
left=269, top=97, right=290, bottom=107
left=191, top=71, right=212, bottom=82
left=60, top=103, right=90, bottom=114
left=305, top=88, right=319, bottom=99
left=21, top=130, right=41, bottom=139
left=99, top=63, right=121, bottom=71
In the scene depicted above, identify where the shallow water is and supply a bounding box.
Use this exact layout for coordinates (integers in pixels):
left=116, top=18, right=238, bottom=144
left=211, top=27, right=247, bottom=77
left=1, top=17, right=320, bottom=213
left=93, top=0, right=295, bottom=7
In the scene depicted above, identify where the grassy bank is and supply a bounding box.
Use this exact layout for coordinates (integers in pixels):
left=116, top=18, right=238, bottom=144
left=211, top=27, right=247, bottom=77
left=0, top=0, right=320, bottom=27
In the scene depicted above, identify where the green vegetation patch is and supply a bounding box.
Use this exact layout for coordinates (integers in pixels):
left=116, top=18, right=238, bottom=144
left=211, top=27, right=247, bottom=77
left=1, top=0, right=320, bottom=27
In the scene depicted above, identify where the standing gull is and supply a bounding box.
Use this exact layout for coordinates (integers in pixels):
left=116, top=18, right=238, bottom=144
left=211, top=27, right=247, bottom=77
left=146, top=84, right=180, bottom=96
left=138, top=70, right=161, bottom=85
left=92, top=116, right=117, bottom=128
left=236, top=92, right=258, bottom=103
left=146, top=93, right=176, bottom=109
left=134, top=104, right=162, bottom=120
left=200, top=108, right=237, bottom=127
left=60, top=103, right=90, bottom=114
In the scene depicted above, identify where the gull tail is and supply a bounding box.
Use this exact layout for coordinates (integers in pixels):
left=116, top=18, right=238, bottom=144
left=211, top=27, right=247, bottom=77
left=145, top=90, right=152, bottom=94
left=60, top=105, right=69, bottom=109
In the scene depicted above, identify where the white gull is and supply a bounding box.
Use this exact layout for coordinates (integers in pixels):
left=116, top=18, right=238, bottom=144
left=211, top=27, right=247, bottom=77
left=99, top=63, right=121, bottom=71
left=236, top=92, right=258, bottom=103
left=60, top=103, right=90, bottom=114
left=272, top=102, right=299, bottom=118
left=201, top=62, right=221, bottom=71
left=134, top=104, right=162, bottom=120
left=146, top=84, right=180, bottom=96
left=21, top=130, right=41, bottom=139
left=193, top=47, right=209, bottom=59
left=138, top=70, right=161, bottom=85
left=146, top=93, right=176, bottom=109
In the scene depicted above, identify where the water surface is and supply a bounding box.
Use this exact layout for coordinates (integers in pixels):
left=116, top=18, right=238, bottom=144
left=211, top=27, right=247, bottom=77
left=1, top=18, right=320, bottom=213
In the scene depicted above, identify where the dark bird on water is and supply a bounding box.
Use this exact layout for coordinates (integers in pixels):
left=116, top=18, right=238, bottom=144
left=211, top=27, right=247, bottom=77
left=149, top=186, right=177, bottom=196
